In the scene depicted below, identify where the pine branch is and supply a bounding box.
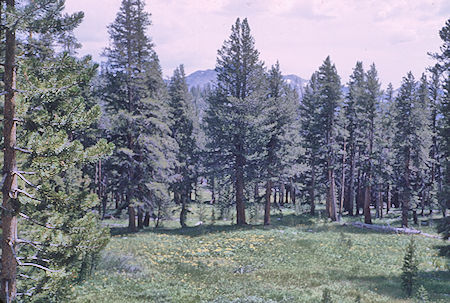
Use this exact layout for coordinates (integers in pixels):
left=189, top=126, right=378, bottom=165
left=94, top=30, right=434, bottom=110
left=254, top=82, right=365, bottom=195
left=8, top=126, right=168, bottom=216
left=18, top=256, right=51, bottom=263
left=16, top=287, right=36, bottom=297
left=16, top=238, right=60, bottom=248
left=18, top=262, right=61, bottom=273
left=18, top=212, right=55, bottom=229
left=9, top=240, right=60, bottom=273
left=18, top=274, right=38, bottom=281
left=14, top=170, right=39, bottom=188
left=13, top=188, right=43, bottom=202
left=14, top=146, right=32, bottom=154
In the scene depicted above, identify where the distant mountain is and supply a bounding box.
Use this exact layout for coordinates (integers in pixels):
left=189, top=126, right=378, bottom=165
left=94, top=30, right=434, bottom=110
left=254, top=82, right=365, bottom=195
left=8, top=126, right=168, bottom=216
left=186, top=69, right=217, bottom=89
left=186, top=69, right=308, bottom=97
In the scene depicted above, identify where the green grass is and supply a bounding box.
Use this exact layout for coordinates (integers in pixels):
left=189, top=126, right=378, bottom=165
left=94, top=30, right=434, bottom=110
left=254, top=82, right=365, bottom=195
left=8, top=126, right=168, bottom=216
left=72, top=206, right=449, bottom=303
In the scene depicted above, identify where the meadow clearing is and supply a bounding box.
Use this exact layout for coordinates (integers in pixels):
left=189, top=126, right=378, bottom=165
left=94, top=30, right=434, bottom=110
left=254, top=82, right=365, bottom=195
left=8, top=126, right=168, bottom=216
left=71, top=206, right=449, bottom=303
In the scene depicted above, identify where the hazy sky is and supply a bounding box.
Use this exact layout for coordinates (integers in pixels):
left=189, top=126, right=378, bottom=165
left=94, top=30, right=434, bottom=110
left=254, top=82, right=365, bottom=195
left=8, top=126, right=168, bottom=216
left=64, top=0, right=449, bottom=87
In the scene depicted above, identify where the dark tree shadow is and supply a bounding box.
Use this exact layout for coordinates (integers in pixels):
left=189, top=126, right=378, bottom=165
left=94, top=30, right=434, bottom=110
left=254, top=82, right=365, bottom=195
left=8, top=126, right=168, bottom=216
left=110, top=213, right=315, bottom=237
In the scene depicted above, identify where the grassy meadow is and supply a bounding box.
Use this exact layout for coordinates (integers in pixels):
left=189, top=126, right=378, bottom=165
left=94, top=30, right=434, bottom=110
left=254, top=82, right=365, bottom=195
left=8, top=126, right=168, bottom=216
left=72, top=205, right=449, bottom=303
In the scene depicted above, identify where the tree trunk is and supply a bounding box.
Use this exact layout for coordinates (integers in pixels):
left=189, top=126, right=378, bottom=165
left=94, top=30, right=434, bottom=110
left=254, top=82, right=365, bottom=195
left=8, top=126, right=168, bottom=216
left=340, top=140, right=347, bottom=218
left=326, top=126, right=337, bottom=221
left=328, top=167, right=338, bottom=221
left=364, top=185, right=372, bottom=224
left=291, top=185, right=296, bottom=205
left=235, top=153, right=246, bottom=225
left=402, top=151, right=411, bottom=227
left=180, top=194, right=187, bottom=228
left=211, top=176, right=215, bottom=204
left=1, top=1, right=18, bottom=299
left=285, top=184, right=289, bottom=205
left=143, top=211, right=150, bottom=227
left=355, top=169, right=361, bottom=215
left=264, top=180, right=272, bottom=225
left=128, top=206, right=136, bottom=232
left=137, top=207, right=143, bottom=229
left=310, top=159, right=316, bottom=216
left=280, top=184, right=285, bottom=205
left=378, top=189, right=383, bottom=219
left=347, top=144, right=356, bottom=216
left=386, top=184, right=391, bottom=214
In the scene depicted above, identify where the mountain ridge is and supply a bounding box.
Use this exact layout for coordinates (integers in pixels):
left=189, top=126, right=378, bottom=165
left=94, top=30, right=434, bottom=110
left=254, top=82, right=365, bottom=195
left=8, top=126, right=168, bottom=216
left=186, top=69, right=308, bottom=96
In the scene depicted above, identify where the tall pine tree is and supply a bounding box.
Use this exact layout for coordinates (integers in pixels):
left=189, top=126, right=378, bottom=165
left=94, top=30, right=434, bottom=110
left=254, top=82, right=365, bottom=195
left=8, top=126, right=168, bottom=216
left=168, top=65, right=198, bottom=227
left=204, top=18, right=265, bottom=225
left=101, top=0, right=176, bottom=231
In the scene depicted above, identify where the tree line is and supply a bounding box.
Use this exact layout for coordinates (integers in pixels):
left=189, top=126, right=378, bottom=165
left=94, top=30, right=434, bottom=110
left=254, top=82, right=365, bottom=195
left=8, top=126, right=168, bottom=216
left=0, top=0, right=449, bottom=301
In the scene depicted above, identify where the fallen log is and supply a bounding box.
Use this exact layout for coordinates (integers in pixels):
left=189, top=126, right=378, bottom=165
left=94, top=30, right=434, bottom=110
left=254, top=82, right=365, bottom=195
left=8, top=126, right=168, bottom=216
left=344, top=221, right=443, bottom=240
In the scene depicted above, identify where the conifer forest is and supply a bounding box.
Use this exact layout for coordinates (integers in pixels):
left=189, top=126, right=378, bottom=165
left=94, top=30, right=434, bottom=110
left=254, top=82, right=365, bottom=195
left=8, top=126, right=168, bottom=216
left=0, top=0, right=449, bottom=302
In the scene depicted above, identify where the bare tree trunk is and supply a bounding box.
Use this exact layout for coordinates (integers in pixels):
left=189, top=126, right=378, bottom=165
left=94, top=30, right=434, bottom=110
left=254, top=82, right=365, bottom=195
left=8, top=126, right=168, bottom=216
left=378, top=189, right=383, bottom=219
left=1, top=1, right=18, bottom=299
left=211, top=176, right=215, bottom=204
left=143, top=211, right=150, bottom=227
left=364, top=185, right=372, bottom=224
left=386, top=184, right=391, bottom=214
left=235, top=152, right=246, bottom=225
left=328, top=167, right=338, bottom=221
left=327, top=127, right=337, bottom=221
left=355, top=169, right=361, bottom=215
left=347, top=144, right=356, bottom=216
left=340, top=140, right=347, bottom=218
left=280, top=184, right=285, bottom=205
left=137, top=207, right=143, bottom=229
left=264, top=180, right=272, bottom=225
left=310, top=160, right=316, bottom=216
left=402, top=150, right=411, bottom=227
left=180, top=191, right=187, bottom=228
left=128, top=206, right=136, bottom=232
left=285, top=184, right=289, bottom=205
left=291, top=185, right=296, bottom=205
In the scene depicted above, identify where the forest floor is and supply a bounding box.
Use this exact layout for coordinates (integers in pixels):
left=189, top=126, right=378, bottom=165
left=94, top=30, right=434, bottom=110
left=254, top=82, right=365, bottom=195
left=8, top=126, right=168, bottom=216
left=72, top=205, right=449, bottom=303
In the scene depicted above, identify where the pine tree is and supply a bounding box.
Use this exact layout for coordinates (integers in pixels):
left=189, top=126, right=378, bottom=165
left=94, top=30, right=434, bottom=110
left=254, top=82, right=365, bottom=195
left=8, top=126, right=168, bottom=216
left=262, top=62, right=300, bottom=225
left=299, top=72, right=323, bottom=216
left=393, top=72, right=431, bottom=227
left=204, top=18, right=265, bottom=225
left=401, top=238, right=419, bottom=296
left=1, top=1, right=112, bottom=301
left=344, top=62, right=365, bottom=216
left=361, top=63, right=381, bottom=224
left=168, top=65, right=198, bottom=227
left=317, top=56, right=342, bottom=221
left=101, top=0, right=176, bottom=231
left=429, top=18, right=450, bottom=218
left=374, top=83, right=396, bottom=216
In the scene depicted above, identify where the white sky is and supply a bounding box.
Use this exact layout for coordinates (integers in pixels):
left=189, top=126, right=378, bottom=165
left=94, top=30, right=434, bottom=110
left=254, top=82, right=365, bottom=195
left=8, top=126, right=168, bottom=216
left=64, top=0, right=449, bottom=88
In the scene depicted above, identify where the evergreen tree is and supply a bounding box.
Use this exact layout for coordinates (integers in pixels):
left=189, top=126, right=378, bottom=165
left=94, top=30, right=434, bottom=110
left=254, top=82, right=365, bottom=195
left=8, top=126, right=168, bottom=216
left=361, top=63, right=381, bottom=224
left=393, top=72, right=431, bottom=227
left=204, top=18, right=265, bottom=225
left=317, top=56, right=342, bottom=221
left=1, top=0, right=112, bottom=301
left=101, top=0, right=176, bottom=231
left=299, top=72, right=323, bottom=216
left=262, top=62, right=300, bottom=225
left=430, top=18, right=450, bottom=218
left=344, top=62, right=365, bottom=216
left=168, top=65, right=198, bottom=227
left=374, top=83, right=396, bottom=216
